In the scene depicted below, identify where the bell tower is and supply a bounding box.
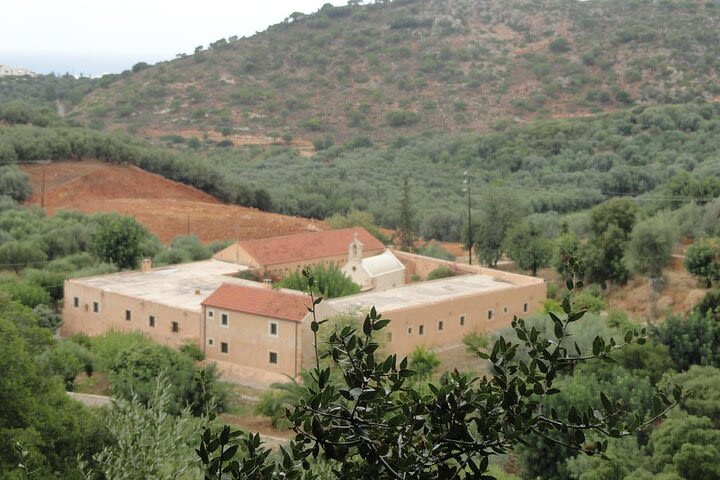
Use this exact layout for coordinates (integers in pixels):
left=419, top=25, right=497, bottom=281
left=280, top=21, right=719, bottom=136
left=348, top=232, right=363, bottom=262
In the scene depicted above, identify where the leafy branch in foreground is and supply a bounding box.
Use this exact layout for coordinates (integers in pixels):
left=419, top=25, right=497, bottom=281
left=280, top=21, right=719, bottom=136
left=197, top=267, right=688, bottom=479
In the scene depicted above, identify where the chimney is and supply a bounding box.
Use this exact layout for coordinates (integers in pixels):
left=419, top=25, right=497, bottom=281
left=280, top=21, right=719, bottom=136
left=195, top=289, right=201, bottom=295
left=262, top=278, right=273, bottom=289
left=141, top=258, right=152, bottom=273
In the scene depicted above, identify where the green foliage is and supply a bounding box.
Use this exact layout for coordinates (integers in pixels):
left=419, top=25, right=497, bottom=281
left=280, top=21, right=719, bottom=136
left=153, top=234, right=213, bottom=266
left=386, top=109, right=420, bottom=127
left=590, top=198, right=638, bottom=239
left=326, top=209, right=388, bottom=244
left=416, top=241, right=455, bottom=261
left=462, top=329, right=490, bottom=354
left=108, top=343, right=225, bottom=416
left=549, top=37, right=572, bottom=53
left=0, top=297, right=109, bottom=478
left=82, top=374, right=202, bottom=480
left=397, top=177, right=416, bottom=251
left=504, top=221, right=552, bottom=276
left=90, top=213, right=151, bottom=269
left=684, top=237, right=720, bottom=287
left=0, top=276, right=52, bottom=308
left=553, top=232, right=582, bottom=279
left=40, top=338, right=94, bottom=390
left=277, top=263, right=360, bottom=298
left=648, top=413, right=720, bottom=478
left=583, top=225, right=631, bottom=287
left=627, top=216, right=676, bottom=280
left=408, top=346, right=441, bottom=379
left=653, top=311, right=720, bottom=370
left=426, top=265, right=457, bottom=280
left=0, top=165, right=31, bottom=201
left=474, top=189, right=525, bottom=266
left=667, top=366, right=720, bottom=424
left=197, top=270, right=684, bottom=479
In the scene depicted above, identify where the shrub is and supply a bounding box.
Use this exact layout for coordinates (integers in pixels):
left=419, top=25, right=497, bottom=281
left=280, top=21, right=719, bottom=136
left=409, top=346, right=441, bottom=379
left=417, top=242, right=455, bottom=261
left=386, top=110, right=420, bottom=127
left=549, top=37, right=571, bottom=53
left=427, top=266, right=457, bottom=280
left=277, top=264, right=360, bottom=298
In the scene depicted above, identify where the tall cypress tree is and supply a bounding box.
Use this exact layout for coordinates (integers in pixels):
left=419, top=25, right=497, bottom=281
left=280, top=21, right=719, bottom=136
left=398, top=177, right=415, bottom=251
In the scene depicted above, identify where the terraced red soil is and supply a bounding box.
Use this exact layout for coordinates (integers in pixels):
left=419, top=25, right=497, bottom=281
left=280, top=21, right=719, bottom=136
left=22, top=161, right=327, bottom=243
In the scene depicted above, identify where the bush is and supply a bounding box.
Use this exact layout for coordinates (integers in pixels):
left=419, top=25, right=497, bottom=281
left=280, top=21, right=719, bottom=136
left=549, top=37, right=572, bottom=53
left=463, top=329, right=489, bottom=354
left=408, top=346, right=441, bottom=379
left=277, top=264, right=360, bottom=298
left=417, top=242, right=455, bottom=261
left=427, top=265, right=457, bottom=280
left=386, top=110, right=420, bottom=127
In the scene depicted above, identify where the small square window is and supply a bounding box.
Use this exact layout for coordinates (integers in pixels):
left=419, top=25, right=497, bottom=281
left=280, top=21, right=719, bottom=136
left=438, top=320, right=444, bottom=331
left=221, top=313, right=229, bottom=327
left=208, top=310, right=214, bottom=317
left=208, top=338, right=214, bottom=346
left=221, top=342, right=229, bottom=354
left=269, top=351, right=278, bottom=364
left=460, top=315, right=465, bottom=326
left=73, top=297, right=79, bottom=308
left=149, top=315, right=155, bottom=327
left=523, top=303, right=528, bottom=313
left=419, top=325, right=424, bottom=336
left=125, top=310, right=132, bottom=321
left=269, top=321, right=278, bottom=336
left=172, top=321, right=179, bottom=333
left=93, top=301, right=99, bottom=313
left=504, top=307, right=508, bottom=313
left=407, top=327, right=413, bottom=335
left=487, top=310, right=493, bottom=320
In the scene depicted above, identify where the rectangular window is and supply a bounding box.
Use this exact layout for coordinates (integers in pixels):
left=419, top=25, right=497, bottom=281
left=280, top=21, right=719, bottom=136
left=460, top=315, right=465, bottom=326
left=407, top=327, right=413, bottom=335
left=419, top=325, right=424, bottom=336
left=172, top=321, right=179, bottom=333
left=149, top=315, right=155, bottom=327
left=523, top=303, right=528, bottom=313
left=504, top=306, right=508, bottom=313
left=93, top=301, right=99, bottom=313
left=221, top=342, right=229, bottom=354
left=125, top=310, right=132, bottom=321
left=438, top=320, right=444, bottom=331
left=73, top=297, right=79, bottom=308
left=269, top=321, right=278, bottom=336
left=269, top=351, right=278, bottom=364
left=487, top=310, right=493, bottom=320
left=208, top=338, right=214, bottom=346
left=221, top=313, right=229, bottom=327
left=208, top=310, right=214, bottom=318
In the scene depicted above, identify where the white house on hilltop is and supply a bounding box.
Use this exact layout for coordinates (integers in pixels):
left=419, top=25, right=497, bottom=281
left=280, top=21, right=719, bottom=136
left=341, top=235, right=405, bottom=291
left=0, top=65, right=37, bottom=77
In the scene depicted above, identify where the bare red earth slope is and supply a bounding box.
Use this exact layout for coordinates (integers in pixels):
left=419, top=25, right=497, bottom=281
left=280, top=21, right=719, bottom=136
left=22, top=161, right=326, bottom=243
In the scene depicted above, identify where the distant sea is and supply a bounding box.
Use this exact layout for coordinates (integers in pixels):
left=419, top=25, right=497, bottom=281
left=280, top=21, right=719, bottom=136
left=0, top=52, right=170, bottom=78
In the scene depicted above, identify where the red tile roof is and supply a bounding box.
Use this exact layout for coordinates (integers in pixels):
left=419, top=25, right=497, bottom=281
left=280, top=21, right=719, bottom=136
left=237, top=227, right=385, bottom=267
left=202, top=283, right=309, bottom=322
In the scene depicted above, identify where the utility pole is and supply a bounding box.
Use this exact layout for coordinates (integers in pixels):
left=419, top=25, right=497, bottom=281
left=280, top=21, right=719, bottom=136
left=463, top=171, right=472, bottom=265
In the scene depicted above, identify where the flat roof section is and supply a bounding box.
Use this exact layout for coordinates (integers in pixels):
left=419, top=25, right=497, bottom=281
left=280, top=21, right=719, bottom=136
left=327, top=274, right=515, bottom=313
left=67, top=260, right=254, bottom=312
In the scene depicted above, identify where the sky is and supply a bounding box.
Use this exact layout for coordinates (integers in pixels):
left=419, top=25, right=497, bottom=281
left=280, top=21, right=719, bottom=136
left=1, top=0, right=340, bottom=76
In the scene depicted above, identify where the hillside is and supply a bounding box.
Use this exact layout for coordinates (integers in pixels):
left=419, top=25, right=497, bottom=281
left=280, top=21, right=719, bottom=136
left=72, top=0, right=720, bottom=145
left=21, top=161, right=326, bottom=242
